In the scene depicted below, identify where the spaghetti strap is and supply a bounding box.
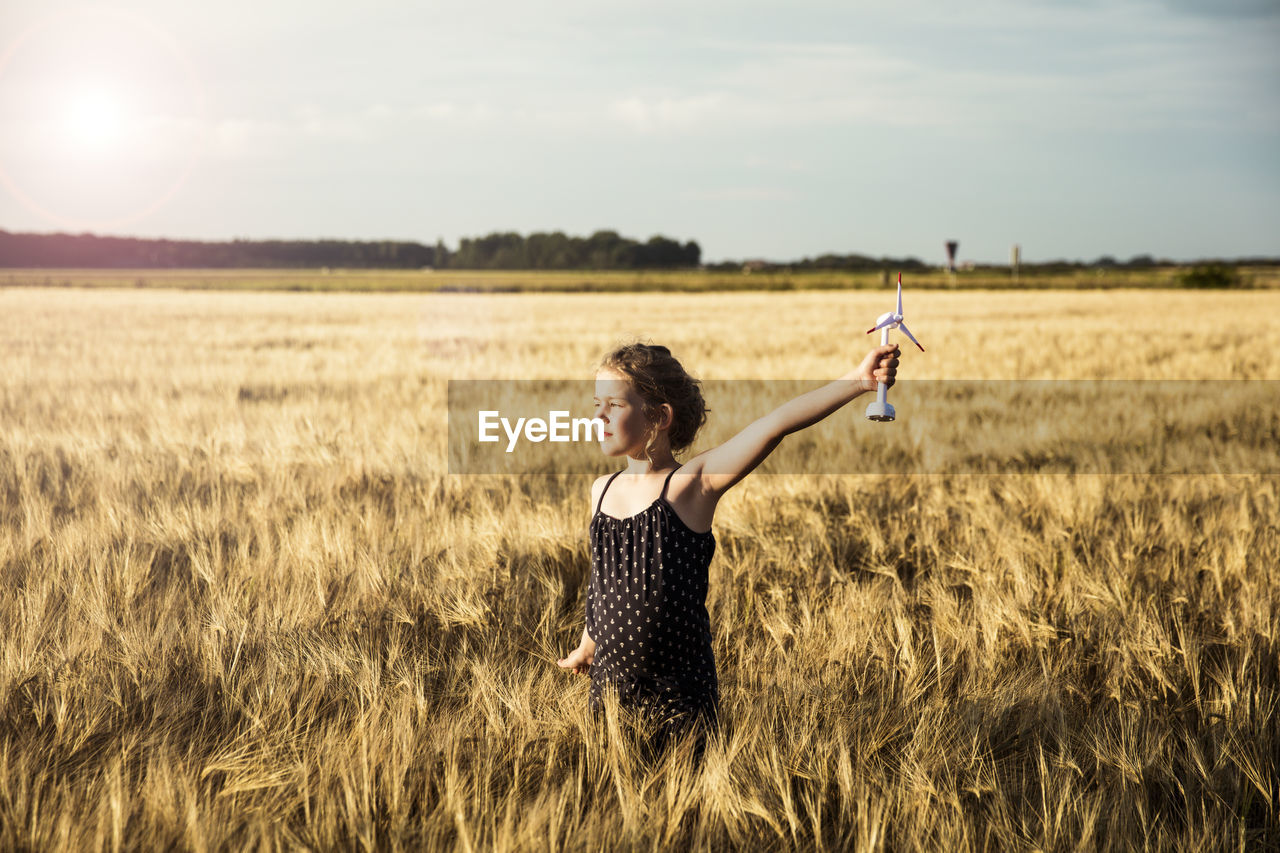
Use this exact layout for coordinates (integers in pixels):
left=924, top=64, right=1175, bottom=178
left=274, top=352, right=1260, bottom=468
left=595, top=471, right=623, bottom=515
left=659, top=464, right=681, bottom=502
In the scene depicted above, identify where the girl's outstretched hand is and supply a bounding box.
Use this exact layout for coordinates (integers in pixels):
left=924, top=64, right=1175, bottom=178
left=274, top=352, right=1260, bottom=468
left=558, top=641, right=594, bottom=676
left=856, top=343, right=901, bottom=393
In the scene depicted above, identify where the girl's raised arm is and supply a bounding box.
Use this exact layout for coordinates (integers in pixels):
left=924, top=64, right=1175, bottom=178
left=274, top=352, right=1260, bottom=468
left=686, top=343, right=900, bottom=496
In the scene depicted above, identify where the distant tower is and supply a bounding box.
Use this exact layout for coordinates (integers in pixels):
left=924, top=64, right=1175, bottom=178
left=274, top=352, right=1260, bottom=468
left=945, top=240, right=959, bottom=273
left=1010, top=244, right=1021, bottom=283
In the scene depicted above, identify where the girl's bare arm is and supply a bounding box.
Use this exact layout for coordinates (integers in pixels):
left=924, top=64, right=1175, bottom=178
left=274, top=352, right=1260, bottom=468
left=687, top=343, right=900, bottom=496
left=557, top=477, right=606, bottom=674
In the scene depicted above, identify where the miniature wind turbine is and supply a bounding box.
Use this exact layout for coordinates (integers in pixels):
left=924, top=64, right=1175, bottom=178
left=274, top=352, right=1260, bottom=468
left=865, top=273, right=924, bottom=422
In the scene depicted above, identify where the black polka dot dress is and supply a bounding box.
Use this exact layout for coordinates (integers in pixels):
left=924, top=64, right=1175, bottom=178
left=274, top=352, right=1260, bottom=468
left=586, top=465, right=719, bottom=748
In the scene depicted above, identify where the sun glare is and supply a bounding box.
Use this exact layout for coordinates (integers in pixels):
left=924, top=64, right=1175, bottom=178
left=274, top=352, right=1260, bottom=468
left=0, top=6, right=208, bottom=229
left=61, top=86, right=126, bottom=152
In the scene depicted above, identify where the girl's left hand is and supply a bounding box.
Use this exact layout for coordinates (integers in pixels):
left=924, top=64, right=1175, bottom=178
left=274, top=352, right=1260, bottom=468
left=856, top=344, right=901, bottom=393
left=557, top=642, right=594, bottom=676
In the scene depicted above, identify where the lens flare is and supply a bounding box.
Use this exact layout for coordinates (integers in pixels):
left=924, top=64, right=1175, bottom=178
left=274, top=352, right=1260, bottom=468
left=61, top=86, right=126, bottom=153
left=0, top=6, right=207, bottom=231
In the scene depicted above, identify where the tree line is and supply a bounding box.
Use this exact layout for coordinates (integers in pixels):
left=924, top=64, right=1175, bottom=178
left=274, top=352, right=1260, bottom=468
left=704, top=253, right=931, bottom=273
left=450, top=231, right=700, bottom=269
left=2, top=228, right=1274, bottom=272
left=0, top=229, right=700, bottom=270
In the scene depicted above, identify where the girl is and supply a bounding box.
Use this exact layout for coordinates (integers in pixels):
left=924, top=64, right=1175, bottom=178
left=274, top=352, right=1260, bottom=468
left=557, top=339, right=901, bottom=759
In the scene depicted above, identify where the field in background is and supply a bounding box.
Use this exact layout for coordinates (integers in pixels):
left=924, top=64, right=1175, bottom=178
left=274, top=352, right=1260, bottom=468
left=1, top=287, right=1277, bottom=850
left=3, top=264, right=1280, bottom=293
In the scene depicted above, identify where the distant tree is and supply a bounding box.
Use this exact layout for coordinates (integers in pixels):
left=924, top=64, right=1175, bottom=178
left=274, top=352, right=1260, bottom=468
left=586, top=230, right=624, bottom=268
left=682, top=241, right=701, bottom=266
left=0, top=227, right=688, bottom=271
left=1177, top=264, right=1239, bottom=289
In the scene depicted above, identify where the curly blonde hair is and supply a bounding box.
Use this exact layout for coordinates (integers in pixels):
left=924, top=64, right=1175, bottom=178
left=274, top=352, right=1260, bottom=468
left=595, top=340, right=708, bottom=463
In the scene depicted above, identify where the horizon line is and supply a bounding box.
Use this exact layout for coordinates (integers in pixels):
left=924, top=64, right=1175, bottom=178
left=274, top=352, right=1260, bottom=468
left=2, top=226, right=1277, bottom=268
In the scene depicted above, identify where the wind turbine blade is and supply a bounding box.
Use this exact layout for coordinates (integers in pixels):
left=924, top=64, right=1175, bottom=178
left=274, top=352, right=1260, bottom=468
left=896, top=277, right=903, bottom=315
left=897, top=323, right=925, bottom=352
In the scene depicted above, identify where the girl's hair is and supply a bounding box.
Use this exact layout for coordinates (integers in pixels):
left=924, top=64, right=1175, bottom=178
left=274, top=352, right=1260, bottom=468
left=595, top=340, right=708, bottom=462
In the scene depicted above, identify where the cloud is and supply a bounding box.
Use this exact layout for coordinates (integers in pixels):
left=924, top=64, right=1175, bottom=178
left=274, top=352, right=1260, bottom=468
left=679, top=186, right=797, bottom=201
left=208, top=117, right=290, bottom=158
left=595, top=24, right=1279, bottom=140
left=204, top=101, right=499, bottom=159
left=607, top=94, right=727, bottom=131
left=743, top=154, right=810, bottom=172
left=598, top=46, right=946, bottom=134
left=1160, top=0, right=1280, bottom=17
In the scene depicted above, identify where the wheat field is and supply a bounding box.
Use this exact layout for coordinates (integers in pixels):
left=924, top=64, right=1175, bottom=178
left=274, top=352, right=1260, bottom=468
left=1, top=286, right=1277, bottom=851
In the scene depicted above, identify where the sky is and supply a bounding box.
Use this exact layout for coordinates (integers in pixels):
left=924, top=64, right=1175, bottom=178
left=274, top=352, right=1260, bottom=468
left=0, top=0, right=1276, bottom=264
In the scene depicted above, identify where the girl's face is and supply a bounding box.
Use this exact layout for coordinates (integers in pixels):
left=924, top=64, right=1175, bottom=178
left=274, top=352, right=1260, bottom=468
left=593, top=370, right=660, bottom=457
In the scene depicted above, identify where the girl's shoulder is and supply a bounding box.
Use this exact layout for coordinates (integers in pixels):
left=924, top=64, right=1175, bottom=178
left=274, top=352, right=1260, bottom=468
left=664, top=461, right=720, bottom=534
left=665, top=458, right=712, bottom=500
left=589, top=472, right=615, bottom=514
